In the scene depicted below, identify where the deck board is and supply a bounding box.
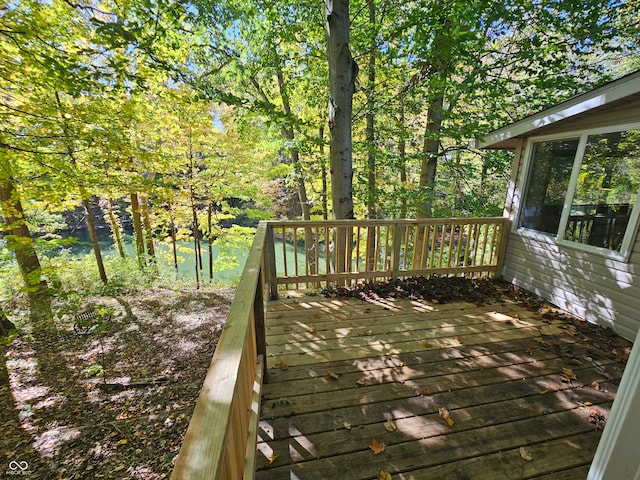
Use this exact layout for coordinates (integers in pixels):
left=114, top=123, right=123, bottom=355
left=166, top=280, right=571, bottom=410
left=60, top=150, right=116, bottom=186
left=257, top=293, right=629, bottom=479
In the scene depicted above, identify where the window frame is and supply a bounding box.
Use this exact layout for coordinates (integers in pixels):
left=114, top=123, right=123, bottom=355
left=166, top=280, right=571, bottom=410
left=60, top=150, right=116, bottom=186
left=516, top=121, right=640, bottom=262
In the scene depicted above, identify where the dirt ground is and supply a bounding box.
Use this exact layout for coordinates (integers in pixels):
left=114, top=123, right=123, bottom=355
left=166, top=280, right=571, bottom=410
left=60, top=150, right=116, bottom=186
left=1, top=287, right=232, bottom=480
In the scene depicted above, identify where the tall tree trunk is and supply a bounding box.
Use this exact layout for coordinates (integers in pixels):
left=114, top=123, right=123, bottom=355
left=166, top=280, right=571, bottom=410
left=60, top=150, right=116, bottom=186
left=319, top=124, right=329, bottom=220
left=0, top=168, right=53, bottom=328
left=54, top=91, right=108, bottom=284
left=326, top=0, right=357, bottom=279
left=326, top=0, right=357, bottom=221
left=83, top=197, right=107, bottom=284
left=275, top=65, right=311, bottom=221
left=418, top=94, right=444, bottom=218
left=365, top=0, right=377, bottom=269
left=398, top=100, right=408, bottom=219
left=130, top=192, right=146, bottom=266
left=208, top=203, right=214, bottom=283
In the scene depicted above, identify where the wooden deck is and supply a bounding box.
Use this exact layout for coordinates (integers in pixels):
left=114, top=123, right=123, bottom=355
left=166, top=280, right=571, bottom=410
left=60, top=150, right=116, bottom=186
left=255, top=292, right=629, bottom=479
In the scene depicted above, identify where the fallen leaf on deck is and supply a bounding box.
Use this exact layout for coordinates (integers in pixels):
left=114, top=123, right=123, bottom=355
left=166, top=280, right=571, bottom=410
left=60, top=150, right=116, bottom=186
left=369, top=439, right=386, bottom=454
left=591, top=381, right=602, bottom=390
left=283, top=326, right=292, bottom=332
left=366, top=329, right=373, bottom=335
left=560, top=367, right=577, bottom=383
left=357, top=378, right=368, bottom=386
left=421, top=341, right=433, bottom=348
left=268, top=454, right=278, bottom=465
left=584, top=401, right=593, bottom=406
left=539, top=388, right=551, bottom=395
left=416, top=387, right=430, bottom=396
left=308, top=326, right=317, bottom=334
left=118, top=439, right=128, bottom=445
left=326, top=370, right=340, bottom=380
left=344, top=422, right=352, bottom=430
left=439, top=407, right=455, bottom=426
left=384, top=419, right=397, bottom=432
left=525, top=348, right=534, bottom=355
left=277, top=360, right=288, bottom=370
left=377, top=469, right=392, bottom=480
left=589, top=408, right=606, bottom=429
left=519, top=446, right=533, bottom=461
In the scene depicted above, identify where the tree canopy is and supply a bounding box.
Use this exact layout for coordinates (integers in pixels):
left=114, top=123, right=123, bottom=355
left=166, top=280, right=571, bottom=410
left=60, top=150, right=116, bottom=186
left=1, top=0, right=638, bottom=303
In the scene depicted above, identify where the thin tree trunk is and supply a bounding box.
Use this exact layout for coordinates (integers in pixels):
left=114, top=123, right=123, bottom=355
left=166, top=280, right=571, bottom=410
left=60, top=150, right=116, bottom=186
left=83, top=198, right=107, bottom=284
left=140, top=194, right=156, bottom=262
left=398, top=100, right=408, bottom=219
left=208, top=203, right=213, bottom=283
left=168, top=201, right=179, bottom=276
left=130, top=193, right=146, bottom=266
left=319, top=125, right=329, bottom=220
left=365, top=0, right=377, bottom=270
left=107, top=198, right=126, bottom=258
left=54, top=91, right=108, bottom=284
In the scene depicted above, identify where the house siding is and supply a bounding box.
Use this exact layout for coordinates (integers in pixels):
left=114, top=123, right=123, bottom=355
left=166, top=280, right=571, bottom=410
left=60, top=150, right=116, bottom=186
left=502, top=232, right=640, bottom=340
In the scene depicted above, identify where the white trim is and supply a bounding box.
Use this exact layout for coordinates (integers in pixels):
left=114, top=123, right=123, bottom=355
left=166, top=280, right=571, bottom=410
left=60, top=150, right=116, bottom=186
left=478, top=71, right=640, bottom=149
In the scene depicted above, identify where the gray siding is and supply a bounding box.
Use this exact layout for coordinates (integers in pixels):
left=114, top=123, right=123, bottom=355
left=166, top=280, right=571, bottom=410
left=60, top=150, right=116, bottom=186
left=502, top=232, right=640, bottom=340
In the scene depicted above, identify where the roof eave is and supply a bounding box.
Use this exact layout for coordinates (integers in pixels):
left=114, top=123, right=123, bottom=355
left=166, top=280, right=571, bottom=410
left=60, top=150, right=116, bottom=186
left=477, top=71, right=640, bottom=150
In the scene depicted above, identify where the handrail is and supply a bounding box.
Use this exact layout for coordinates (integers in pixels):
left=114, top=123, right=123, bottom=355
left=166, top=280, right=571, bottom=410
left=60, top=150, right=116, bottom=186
left=265, top=217, right=510, bottom=292
left=170, top=223, right=268, bottom=480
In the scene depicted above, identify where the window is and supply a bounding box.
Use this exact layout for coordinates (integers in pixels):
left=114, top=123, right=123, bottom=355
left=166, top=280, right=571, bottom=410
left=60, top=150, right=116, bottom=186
left=519, top=126, right=640, bottom=257
left=519, top=138, right=579, bottom=234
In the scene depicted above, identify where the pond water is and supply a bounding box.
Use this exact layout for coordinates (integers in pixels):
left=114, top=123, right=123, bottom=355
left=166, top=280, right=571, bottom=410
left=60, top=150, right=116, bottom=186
left=54, top=228, right=312, bottom=284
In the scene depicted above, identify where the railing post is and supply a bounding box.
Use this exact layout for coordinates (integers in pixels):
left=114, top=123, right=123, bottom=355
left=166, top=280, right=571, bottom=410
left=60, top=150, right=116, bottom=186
left=390, top=222, right=404, bottom=280
left=265, top=223, right=278, bottom=300
left=494, top=218, right=511, bottom=279
left=254, top=268, right=267, bottom=383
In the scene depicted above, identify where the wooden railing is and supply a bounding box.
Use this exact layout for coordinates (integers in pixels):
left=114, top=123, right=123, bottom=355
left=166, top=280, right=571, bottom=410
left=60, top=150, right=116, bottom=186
left=170, top=224, right=269, bottom=480
left=170, top=217, right=509, bottom=479
left=264, top=217, right=511, bottom=292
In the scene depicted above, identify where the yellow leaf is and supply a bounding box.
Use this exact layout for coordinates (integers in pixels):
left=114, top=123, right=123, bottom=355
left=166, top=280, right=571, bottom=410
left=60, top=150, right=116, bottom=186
left=439, top=407, right=455, bottom=426
left=377, top=469, right=392, bottom=480
left=561, top=367, right=577, bottom=382
left=421, top=341, right=433, bottom=348
left=326, top=370, right=340, bottom=380
left=118, top=439, right=128, bottom=445
left=268, top=454, right=278, bottom=465
left=369, top=439, right=386, bottom=455
left=519, top=446, right=533, bottom=461
left=384, top=419, right=397, bottom=432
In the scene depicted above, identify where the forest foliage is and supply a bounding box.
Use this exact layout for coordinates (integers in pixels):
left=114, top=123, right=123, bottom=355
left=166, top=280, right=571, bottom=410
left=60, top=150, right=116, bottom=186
left=0, top=0, right=638, bottom=318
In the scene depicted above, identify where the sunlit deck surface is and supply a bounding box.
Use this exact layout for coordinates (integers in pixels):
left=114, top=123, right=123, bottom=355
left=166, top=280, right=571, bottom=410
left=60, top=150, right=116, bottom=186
left=256, top=291, right=630, bottom=480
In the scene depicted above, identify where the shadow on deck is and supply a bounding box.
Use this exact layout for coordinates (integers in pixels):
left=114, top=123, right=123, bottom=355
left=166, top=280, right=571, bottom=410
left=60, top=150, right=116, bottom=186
left=256, top=292, right=630, bottom=479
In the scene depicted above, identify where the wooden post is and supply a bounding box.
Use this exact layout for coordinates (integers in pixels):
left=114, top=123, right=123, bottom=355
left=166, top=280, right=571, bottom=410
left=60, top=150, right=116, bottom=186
left=494, top=218, right=511, bottom=279
left=254, top=269, right=267, bottom=383
left=390, top=222, right=404, bottom=280
left=265, top=223, right=278, bottom=300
